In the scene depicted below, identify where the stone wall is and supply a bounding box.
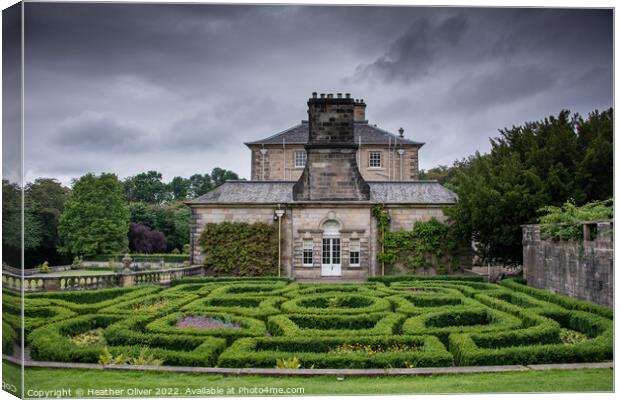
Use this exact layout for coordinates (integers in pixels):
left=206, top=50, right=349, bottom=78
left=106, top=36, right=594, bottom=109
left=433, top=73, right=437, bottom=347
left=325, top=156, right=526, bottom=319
left=522, top=222, right=613, bottom=307
left=386, top=206, right=448, bottom=231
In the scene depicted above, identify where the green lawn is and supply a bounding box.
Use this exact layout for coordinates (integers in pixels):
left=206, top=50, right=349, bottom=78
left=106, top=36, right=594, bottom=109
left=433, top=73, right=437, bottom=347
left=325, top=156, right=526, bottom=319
left=2, top=362, right=613, bottom=397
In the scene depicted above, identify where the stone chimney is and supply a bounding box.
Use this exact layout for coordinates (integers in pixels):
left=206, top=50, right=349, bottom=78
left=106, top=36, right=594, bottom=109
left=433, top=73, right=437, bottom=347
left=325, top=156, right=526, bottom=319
left=353, top=99, right=366, bottom=121
left=293, top=92, right=370, bottom=201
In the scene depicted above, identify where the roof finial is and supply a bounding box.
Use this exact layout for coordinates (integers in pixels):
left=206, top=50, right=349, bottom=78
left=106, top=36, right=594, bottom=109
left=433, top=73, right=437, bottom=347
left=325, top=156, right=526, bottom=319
left=398, top=127, right=404, bottom=138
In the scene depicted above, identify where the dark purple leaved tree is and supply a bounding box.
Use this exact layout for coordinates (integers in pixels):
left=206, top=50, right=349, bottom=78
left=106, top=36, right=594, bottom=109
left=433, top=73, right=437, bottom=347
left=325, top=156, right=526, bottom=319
left=128, top=222, right=167, bottom=253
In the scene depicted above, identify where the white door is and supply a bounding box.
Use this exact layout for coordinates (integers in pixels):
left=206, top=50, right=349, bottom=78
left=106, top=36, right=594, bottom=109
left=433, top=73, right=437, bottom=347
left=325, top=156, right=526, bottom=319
left=321, top=237, right=341, bottom=276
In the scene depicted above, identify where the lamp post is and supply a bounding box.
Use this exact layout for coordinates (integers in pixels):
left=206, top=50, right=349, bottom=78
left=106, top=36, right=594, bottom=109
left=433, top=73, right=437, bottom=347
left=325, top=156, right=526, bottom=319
left=274, top=207, right=286, bottom=277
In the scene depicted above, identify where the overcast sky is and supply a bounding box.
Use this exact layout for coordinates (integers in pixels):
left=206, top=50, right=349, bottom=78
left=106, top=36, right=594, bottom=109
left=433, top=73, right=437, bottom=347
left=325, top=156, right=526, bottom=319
left=3, top=3, right=613, bottom=185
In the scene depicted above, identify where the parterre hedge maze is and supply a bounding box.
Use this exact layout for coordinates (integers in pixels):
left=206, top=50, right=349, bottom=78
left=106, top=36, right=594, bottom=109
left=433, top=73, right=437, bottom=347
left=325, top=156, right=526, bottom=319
left=2, top=277, right=613, bottom=369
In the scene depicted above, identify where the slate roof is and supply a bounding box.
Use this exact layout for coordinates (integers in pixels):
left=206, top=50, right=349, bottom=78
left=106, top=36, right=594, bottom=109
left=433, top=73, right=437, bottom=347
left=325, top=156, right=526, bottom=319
left=186, top=180, right=456, bottom=205
left=244, top=121, right=424, bottom=146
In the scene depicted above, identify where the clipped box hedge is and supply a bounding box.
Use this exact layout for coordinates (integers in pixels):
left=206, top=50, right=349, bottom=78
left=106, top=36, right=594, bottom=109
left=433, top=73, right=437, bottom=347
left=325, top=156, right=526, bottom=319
left=26, top=286, right=162, bottom=314
left=500, top=279, right=613, bottom=319
left=402, top=307, right=523, bottom=344
left=181, top=296, right=286, bottom=319
left=267, top=312, right=405, bottom=337
left=99, top=292, right=199, bottom=316
left=28, top=314, right=226, bottom=366
left=169, top=276, right=291, bottom=286
left=145, top=311, right=266, bottom=343
left=2, top=320, right=16, bottom=355
left=280, top=293, right=392, bottom=315
left=217, top=335, right=453, bottom=368
left=449, top=309, right=612, bottom=366
left=368, top=275, right=484, bottom=285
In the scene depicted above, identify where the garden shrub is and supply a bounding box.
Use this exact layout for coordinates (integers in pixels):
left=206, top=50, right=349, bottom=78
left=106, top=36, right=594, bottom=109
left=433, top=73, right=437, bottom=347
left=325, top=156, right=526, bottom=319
left=169, top=276, right=291, bottom=286
left=403, top=307, right=523, bottom=345
left=26, top=286, right=161, bottom=314
left=19, top=279, right=614, bottom=368
left=537, top=198, right=612, bottom=241
left=217, top=335, right=453, bottom=368
left=280, top=294, right=391, bottom=315
left=369, top=275, right=484, bottom=285
left=181, top=296, right=286, bottom=319
left=99, top=292, right=199, bottom=316
left=2, top=320, right=16, bottom=355
left=267, top=313, right=405, bottom=336
left=198, top=222, right=278, bottom=276
left=500, top=279, right=613, bottom=319
left=449, top=309, right=612, bottom=366
left=145, top=311, right=266, bottom=343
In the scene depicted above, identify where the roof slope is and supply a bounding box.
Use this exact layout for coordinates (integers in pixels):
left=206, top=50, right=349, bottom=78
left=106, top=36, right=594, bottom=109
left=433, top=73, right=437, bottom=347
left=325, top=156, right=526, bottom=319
left=244, top=121, right=424, bottom=146
left=187, top=180, right=456, bottom=205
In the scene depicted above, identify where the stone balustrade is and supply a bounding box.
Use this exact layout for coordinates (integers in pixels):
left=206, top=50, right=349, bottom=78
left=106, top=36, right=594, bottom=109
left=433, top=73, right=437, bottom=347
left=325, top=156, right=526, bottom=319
left=2, top=265, right=205, bottom=292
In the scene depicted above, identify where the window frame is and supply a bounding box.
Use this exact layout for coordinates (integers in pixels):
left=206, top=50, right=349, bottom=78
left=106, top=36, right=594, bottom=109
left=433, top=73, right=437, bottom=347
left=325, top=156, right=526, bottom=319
left=302, top=239, right=314, bottom=266
left=294, top=150, right=307, bottom=168
left=349, top=239, right=360, bottom=267
left=368, top=151, right=382, bottom=168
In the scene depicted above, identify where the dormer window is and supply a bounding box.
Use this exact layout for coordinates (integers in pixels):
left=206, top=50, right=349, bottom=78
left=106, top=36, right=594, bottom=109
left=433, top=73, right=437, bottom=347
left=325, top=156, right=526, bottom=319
left=294, top=150, right=307, bottom=168
left=369, top=151, right=382, bottom=168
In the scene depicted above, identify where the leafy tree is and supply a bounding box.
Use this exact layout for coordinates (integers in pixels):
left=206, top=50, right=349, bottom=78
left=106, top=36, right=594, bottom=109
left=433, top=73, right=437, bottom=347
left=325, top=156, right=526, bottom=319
left=58, top=173, right=129, bottom=256
left=128, top=222, right=167, bottom=253
left=538, top=199, right=613, bottom=241
left=445, top=109, right=613, bottom=264
left=123, top=171, right=170, bottom=204
left=210, top=167, right=239, bottom=187
left=169, top=176, right=190, bottom=200
left=25, top=178, right=69, bottom=266
left=2, top=180, right=42, bottom=261
left=187, top=174, right=213, bottom=198
left=128, top=202, right=158, bottom=228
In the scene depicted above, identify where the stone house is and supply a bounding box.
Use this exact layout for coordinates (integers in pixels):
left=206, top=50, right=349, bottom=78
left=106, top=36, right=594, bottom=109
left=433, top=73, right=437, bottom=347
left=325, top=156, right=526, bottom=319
left=186, top=93, right=457, bottom=280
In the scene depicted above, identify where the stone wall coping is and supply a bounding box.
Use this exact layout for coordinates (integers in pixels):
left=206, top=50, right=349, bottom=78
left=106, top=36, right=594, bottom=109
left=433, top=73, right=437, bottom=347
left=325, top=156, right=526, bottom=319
left=2, top=356, right=612, bottom=376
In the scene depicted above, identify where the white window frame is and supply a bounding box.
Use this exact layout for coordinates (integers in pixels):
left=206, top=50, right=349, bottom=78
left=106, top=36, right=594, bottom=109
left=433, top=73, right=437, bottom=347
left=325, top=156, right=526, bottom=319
left=349, top=239, right=360, bottom=267
left=302, top=239, right=314, bottom=266
left=368, top=151, right=382, bottom=168
left=294, top=150, right=307, bottom=168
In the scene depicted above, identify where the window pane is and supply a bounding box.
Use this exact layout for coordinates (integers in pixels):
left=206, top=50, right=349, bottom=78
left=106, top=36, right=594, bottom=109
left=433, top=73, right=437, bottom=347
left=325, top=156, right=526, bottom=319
left=332, top=239, right=340, bottom=264
left=322, top=238, right=330, bottom=264
left=369, top=151, right=381, bottom=167
left=350, top=239, right=360, bottom=266
left=295, top=151, right=306, bottom=167
left=303, top=239, right=313, bottom=266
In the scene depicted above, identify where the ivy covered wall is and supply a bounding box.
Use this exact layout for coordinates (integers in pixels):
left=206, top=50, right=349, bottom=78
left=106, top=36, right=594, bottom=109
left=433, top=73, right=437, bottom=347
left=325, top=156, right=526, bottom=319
left=198, top=221, right=278, bottom=276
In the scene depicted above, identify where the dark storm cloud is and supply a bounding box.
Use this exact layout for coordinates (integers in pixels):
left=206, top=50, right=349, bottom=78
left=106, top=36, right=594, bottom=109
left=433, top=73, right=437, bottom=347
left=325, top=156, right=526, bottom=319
left=53, top=112, right=150, bottom=152
left=354, top=13, right=469, bottom=83
left=15, top=3, right=613, bottom=185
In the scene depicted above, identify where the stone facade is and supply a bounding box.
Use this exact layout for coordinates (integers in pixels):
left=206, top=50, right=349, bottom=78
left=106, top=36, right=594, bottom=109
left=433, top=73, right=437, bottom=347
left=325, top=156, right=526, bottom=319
left=522, top=222, right=613, bottom=307
left=187, top=93, right=457, bottom=281
left=249, top=144, right=420, bottom=181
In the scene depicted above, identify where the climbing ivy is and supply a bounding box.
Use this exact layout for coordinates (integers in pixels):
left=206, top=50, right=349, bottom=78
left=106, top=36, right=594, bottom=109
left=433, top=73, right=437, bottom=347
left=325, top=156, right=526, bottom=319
left=198, top=222, right=278, bottom=276
left=372, top=205, right=462, bottom=274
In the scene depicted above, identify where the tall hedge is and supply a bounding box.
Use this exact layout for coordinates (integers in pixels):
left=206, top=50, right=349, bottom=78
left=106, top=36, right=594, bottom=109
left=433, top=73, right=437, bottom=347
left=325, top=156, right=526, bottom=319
left=198, top=222, right=277, bottom=276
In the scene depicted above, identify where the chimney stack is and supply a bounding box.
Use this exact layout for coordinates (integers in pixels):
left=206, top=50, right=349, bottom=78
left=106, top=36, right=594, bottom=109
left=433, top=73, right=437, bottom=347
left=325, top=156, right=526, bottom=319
left=293, top=93, right=370, bottom=201
left=354, top=99, right=367, bottom=122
